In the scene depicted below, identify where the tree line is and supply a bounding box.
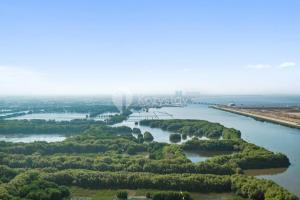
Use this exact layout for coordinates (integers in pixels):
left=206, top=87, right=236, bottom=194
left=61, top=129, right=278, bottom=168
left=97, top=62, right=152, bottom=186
left=0, top=118, right=296, bottom=200
left=0, top=124, right=290, bottom=175
left=0, top=171, right=70, bottom=200
left=1, top=168, right=297, bottom=200
left=0, top=119, right=104, bottom=134
left=44, top=170, right=297, bottom=200
left=140, top=119, right=241, bottom=139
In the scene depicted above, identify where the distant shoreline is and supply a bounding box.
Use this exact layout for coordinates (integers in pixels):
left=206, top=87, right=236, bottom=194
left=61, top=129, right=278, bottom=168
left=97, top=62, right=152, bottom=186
left=211, top=105, right=300, bottom=129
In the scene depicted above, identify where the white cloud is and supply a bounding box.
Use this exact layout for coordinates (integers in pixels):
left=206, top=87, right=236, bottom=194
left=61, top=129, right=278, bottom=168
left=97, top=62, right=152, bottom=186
left=278, top=62, right=296, bottom=69
left=245, top=62, right=296, bottom=70
left=246, top=64, right=272, bottom=69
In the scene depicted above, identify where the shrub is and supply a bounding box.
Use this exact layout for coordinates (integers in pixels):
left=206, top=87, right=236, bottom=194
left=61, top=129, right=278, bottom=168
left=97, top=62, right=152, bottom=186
left=144, top=131, right=154, bottom=142
left=146, top=192, right=152, bottom=198
left=133, top=128, right=141, bottom=134
left=169, top=134, right=181, bottom=143
left=117, top=191, right=128, bottom=199
left=152, top=192, right=192, bottom=200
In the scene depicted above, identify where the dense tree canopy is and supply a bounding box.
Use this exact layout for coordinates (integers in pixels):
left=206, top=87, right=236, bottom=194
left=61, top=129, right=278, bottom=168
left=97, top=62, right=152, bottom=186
left=169, top=133, right=181, bottom=143
left=140, top=119, right=241, bottom=139
left=0, top=171, right=70, bottom=200
left=0, top=117, right=296, bottom=200
left=144, top=131, right=154, bottom=142
left=0, top=119, right=104, bottom=134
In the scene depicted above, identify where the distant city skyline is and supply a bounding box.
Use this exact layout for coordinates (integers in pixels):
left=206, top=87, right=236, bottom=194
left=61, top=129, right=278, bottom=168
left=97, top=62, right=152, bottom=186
left=0, top=0, right=299, bottom=95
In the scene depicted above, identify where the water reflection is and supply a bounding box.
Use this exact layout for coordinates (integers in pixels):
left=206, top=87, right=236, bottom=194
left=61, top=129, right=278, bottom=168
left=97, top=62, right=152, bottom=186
left=0, top=134, right=66, bottom=143
left=2, top=104, right=299, bottom=196
left=184, top=151, right=232, bottom=163
left=8, top=113, right=88, bottom=121
left=118, top=105, right=300, bottom=196
left=244, top=168, right=288, bottom=176
left=145, top=104, right=300, bottom=196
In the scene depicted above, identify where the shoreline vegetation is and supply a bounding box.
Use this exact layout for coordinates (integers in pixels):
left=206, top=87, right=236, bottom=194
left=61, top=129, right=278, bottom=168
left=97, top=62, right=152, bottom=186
left=212, top=105, right=300, bottom=129
left=0, top=99, right=119, bottom=120
left=0, top=117, right=298, bottom=199
left=69, top=187, right=240, bottom=200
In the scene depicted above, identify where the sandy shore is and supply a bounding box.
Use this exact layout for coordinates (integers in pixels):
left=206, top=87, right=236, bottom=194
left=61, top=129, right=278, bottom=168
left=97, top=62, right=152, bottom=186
left=212, top=106, right=300, bottom=129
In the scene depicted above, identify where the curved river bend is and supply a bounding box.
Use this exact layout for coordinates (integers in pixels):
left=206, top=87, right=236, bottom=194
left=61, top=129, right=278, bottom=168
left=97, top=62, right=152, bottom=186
left=121, top=104, right=300, bottom=196
left=1, top=105, right=299, bottom=196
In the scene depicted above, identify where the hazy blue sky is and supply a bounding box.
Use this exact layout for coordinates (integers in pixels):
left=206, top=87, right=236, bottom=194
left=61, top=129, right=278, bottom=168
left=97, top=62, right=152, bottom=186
left=0, top=0, right=299, bottom=95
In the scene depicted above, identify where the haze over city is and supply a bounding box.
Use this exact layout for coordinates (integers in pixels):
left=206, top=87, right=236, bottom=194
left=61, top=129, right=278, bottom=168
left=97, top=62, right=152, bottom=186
left=2, top=1, right=300, bottom=200
left=0, top=0, right=299, bottom=95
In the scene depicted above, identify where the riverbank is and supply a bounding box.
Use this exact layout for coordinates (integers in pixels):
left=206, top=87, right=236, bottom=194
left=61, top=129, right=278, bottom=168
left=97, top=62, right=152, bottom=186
left=211, top=106, right=300, bottom=129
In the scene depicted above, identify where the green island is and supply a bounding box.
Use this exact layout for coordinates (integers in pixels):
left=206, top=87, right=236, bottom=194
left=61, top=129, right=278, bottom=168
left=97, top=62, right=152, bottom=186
left=0, top=118, right=297, bottom=200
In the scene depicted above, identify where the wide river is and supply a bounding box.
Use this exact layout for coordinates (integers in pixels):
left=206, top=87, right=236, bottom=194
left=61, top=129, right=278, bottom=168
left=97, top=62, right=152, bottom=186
left=121, top=104, right=300, bottom=196
left=1, top=104, right=300, bottom=196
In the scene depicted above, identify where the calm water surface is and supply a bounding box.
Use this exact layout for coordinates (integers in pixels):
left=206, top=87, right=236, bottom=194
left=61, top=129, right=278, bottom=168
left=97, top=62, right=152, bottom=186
left=2, top=102, right=300, bottom=195
left=184, top=151, right=233, bottom=163
left=8, top=113, right=88, bottom=121
left=0, top=134, right=66, bottom=143
left=140, top=104, right=300, bottom=196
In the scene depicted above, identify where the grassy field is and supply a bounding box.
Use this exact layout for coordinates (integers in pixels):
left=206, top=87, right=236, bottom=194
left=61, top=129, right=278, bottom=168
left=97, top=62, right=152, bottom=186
left=70, top=187, right=243, bottom=200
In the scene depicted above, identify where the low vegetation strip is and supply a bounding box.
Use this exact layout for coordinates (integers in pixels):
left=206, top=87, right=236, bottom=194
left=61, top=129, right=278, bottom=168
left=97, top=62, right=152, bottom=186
left=183, top=139, right=290, bottom=170
left=140, top=119, right=241, bottom=139
left=0, top=119, right=104, bottom=134
left=1, top=168, right=297, bottom=200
